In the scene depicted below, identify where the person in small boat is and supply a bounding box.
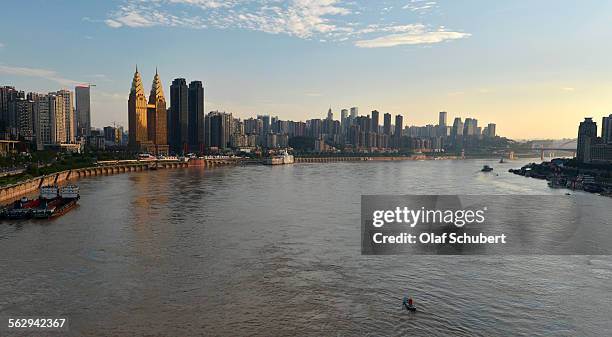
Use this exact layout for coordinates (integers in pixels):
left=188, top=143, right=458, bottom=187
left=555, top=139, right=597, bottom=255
left=403, top=296, right=414, bottom=310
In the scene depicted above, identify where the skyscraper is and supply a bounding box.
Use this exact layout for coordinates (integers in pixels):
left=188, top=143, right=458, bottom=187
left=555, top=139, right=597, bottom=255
left=602, top=114, right=612, bottom=143
left=371, top=110, right=380, bottom=134
left=55, top=89, right=74, bottom=143
left=147, top=69, right=169, bottom=155
left=205, top=111, right=232, bottom=149
left=463, top=118, right=478, bottom=136
left=350, top=107, right=358, bottom=121
left=439, top=111, right=447, bottom=127
left=577, top=117, right=597, bottom=162
left=1, top=86, right=18, bottom=139
left=258, top=115, right=271, bottom=135
left=9, top=97, right=35, bottom=143
left=169, top=78, right=189, bottom=154
left=394, top=114, right=403, bottom=148
left=188, top=81, right=205, bottom=152
left=383, top=113, right=392, bottom=135
left=34, top=95, right=52, bottom=149
left=75, top=85, right=90, bottom=137
left=128, top=67, right=149, bottom=150
left=486, top=123, right=496, bottom=137
left=49, top=94, right=66, bottom=145
left=452, top=118, right=464, bottom=136
left=340, top=109, right=348, bottom=135
left=327, top=108, right=333, bottom=120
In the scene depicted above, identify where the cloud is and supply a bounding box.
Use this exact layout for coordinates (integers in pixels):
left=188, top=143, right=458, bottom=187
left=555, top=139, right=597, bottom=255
left=102, top=0, right=470, bottom=47
left=402, top=0, right=438, bottom=13
left=355, top=25, right=470, bottom=48
left=0, top=64, right=81, bottom=86
left=0, top=42, right=4, bottom=48
left=561, top=87, right=575, bottom=92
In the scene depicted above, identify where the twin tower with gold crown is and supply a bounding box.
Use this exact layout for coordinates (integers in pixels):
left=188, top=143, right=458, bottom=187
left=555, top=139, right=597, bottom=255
left=128, top=66, right=169, bottom=156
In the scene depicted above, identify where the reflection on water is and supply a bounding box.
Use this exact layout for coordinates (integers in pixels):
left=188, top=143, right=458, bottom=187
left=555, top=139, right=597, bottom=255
left=0, top=159, right=611, bottom=336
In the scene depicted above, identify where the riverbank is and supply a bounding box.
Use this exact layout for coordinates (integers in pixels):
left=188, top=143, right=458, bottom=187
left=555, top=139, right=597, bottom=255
left=509, top=159, right=612, bottom=197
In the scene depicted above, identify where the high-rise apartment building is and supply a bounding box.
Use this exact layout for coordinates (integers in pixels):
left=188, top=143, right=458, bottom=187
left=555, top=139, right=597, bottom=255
left=383, top=113, right=392, bottom=135
left=394, top=114, right=403, bottom=147
left=55, top=89, right=74, bottom=143
left=577, top=117, right=597, bottom=162
left=602, top=114, right=612, bottom=143
left=75, top=85, right=91, bottom=137
left=49, top=94, right=66, bottom=145
left=371, top=110, right=379, bottom=134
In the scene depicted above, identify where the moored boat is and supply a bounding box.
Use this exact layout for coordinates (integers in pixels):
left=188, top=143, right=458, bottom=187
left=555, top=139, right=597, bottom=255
left=2, top=185, right=80, bottom=220
left=264, top=151, right=295, bottom=165
left=34, top=185, right=80, bottom=219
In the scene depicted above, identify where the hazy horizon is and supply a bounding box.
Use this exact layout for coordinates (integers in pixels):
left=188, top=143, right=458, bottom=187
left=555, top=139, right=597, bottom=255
left=1, top=0, right=612, bottom=139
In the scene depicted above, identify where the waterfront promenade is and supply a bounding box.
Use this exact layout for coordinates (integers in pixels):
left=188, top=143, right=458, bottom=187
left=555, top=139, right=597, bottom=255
left=0, top=158, right=239, bottom=204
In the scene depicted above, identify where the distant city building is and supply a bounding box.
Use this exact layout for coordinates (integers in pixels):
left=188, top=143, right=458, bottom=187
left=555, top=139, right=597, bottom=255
left=371, top=110, right=379, bottom=134
left=438, top=111, right=447, bottom=137
left=205, top=111, right=233, bottom=149
left=340, top=109, right=348, bottom=135
left=486, top=123, right=496, bottom=137
left=394, top=114, right=403, bottom=147
left=75, top=85, right=91, bottom=137
left=602, top=114, right=612, bottom=143
left=383, top=113, right=391, bottom=135
left=350, top=107, right=358, bottom=122
left=439, top=111, right=447, bottom=127
left=452, top=117, right=464, bottom=137
left=577, top=117, right=597, bottom=162
left=258, top=115, right=271, bottom=135
left=463, top=118, right=478, bottom=136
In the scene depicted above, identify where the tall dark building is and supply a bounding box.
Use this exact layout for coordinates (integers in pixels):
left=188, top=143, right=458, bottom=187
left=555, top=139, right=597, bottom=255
left=169, top=78, right=188, bottom=154
left=439, top=111, right=448, bottom=127
left=371, top=110, right=380, bottom=133
left=205, top=111, right=232, bottom=149
left=383, top=113, right=392, bottom=135
left=394, top=114, right=403, bottom=148
left=577, top=117, right=597, bottom=162
left=602, top=114, right=612, bottom=144
left=188, top=81, right=204, bottom=152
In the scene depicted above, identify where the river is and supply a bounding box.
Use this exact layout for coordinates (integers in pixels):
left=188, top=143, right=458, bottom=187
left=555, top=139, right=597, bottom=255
left=1, top=158, right=611, bottom=336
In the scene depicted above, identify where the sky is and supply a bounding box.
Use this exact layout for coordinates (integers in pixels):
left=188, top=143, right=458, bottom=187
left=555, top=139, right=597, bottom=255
left=1, top=0, right=612, bottom=139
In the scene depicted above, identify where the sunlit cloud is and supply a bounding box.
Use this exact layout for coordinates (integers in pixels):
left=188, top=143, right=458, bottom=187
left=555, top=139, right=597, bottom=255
left=355, top=25, right=470, bottom=48
left=102, top=0, right=470, bottom=48
left=561, top=87, right=575, bottom=92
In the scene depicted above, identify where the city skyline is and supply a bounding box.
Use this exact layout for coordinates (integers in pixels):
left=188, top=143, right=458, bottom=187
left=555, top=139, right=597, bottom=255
left=2, top=0, right=612, bottom=139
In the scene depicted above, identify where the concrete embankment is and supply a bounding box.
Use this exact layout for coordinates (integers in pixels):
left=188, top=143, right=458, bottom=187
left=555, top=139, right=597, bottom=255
left=0, top=158, right=239, bottom=204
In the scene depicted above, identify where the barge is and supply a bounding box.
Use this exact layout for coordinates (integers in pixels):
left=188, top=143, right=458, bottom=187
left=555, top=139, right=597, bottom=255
left=1, top=185, right=80, bottom=220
